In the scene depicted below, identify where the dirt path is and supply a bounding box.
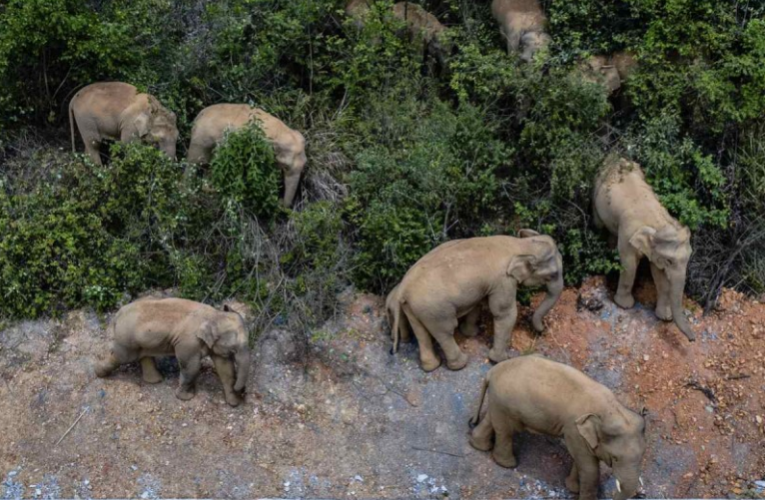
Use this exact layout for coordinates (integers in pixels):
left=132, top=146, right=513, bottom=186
left=1, top=277, right=764, bottom=499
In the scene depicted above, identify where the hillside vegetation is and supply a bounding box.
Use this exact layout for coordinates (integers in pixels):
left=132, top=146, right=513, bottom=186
left=1, top=0, right=764, bottom=328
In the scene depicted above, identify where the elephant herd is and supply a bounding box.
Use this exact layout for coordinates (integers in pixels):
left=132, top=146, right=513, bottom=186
left=83, top=2, right=700, bottom=498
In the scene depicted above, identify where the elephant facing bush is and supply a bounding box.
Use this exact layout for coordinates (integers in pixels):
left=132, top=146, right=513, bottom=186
left=69, top=82, right=178, bottom=165
left=94, top=297, right=252, bottom=407
left=389, top=231, right=564, bottom=371
left=491, top=0, right=551, bottom=62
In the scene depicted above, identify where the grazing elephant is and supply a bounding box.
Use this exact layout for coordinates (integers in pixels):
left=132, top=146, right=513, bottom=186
left=390, top=231, right=564, bottom=371
left=69, top=82, right=178, bottom=165
left=94, top=298, right=252, bottom=407
left=491, top=0, right=551, bottom=62
left=579, top=55, right=622, bottom=95
left=392, top=2, right=452, bottom=68
left=593, top=156, right=695, bottom=341
left=611, top=50, right=638, bottom=83
left=470, top=355, right=646, bottom=500
left=187, top=104, right=307, bottom=207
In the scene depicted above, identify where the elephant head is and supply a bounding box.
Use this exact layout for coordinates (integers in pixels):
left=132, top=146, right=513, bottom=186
left=133, top=96, right=179, bottom=160
left=580, top=55, right=622, bottom=94
left=629, top=225, right=695, bottom=341
left=576, top=411, right=646, bottom=500
left=197, top=305, right=252, bottom=392
left=508, top=229, right=565, bottom=332
left=519, top=31, right=551, bottom=62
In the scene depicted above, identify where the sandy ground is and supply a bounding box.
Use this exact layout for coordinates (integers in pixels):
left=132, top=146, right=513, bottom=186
left=1, top=276, right=764, bottom=499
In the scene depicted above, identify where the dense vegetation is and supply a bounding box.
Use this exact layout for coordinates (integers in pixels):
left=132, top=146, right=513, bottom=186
left=1, top=0, right=764, bottom=330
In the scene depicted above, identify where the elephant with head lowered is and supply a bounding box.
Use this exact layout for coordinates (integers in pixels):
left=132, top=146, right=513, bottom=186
left=470, top=355, right=646, bottom=500
left=389, top=231, right=564, bottom=372
left=187, top=104, right=307, bottom=207
left=491, top=0, right=551, bottom=62
left=94, top=297, right=252, bottom=407
left=593, top=156, right=695, bottom=341
left=69, top=82, right=178, bottom=164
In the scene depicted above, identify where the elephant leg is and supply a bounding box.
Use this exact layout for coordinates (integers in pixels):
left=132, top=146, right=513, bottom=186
left=187, top=143, right=212, bottom=165
left=459, top=307, right=481, bottom=337
left=650, top=263, right=672, bottom=321
left=140, top=357, right=163, bottom=384
left=282, top=170, right=302, bottom=208
left=469, top=406, right=495, bottom=451
left=564, top=434, right=600, bottom=500
left=426, top=316, right=469, bottom=371
left=176, top=351, right=201, bottom=401
left=403, top=306, right=441, bottom=372
left=487, top=293, right=518, bottom=364
left=566, top=462, right=580, bottom=493
left=212, top=355, right=242, bottom=407
left=82, top=135, right=103, bottom=165
left=615, top=244, right=638, bottom=309
left=491, top=408, right=519, bottom=468
left=94, top=344, right=137, bottom=378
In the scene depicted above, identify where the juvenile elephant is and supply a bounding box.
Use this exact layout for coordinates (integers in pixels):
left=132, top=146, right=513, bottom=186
left=69, top=82, right=178, bottom=165
left=593, top=156, right=695, bottom=341
left=491, top=0, right=551, bottom=62
left=392, top=2, right=452, bottom=68
left=390, top=231, right=564, bottom=371
left=187, top=104, right=307, bottom=207
left=94, top=298, right=252, bottom=407
left=346, top=0, right=371, bottom=21
left=578, top=55, right=622, bottom=95
left=470, top=355, right=646, bottom=500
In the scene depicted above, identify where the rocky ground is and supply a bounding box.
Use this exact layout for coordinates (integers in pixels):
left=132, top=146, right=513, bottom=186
left=1, top=276, right=764, bottom=499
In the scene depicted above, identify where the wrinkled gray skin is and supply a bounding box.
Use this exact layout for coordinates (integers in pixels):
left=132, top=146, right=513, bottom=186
left=95, top=298, right=251, bottom=407
left=470, top=355, right=646, bottom=500
left=593, top=156, right=695, bottom=341
left=70, top=82, right=178, bottom=164
left=390, top=230, right=564, bottom=371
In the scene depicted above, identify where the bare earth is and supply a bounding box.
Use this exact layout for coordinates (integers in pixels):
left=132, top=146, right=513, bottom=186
left=1, top=276, right=764, bottom=499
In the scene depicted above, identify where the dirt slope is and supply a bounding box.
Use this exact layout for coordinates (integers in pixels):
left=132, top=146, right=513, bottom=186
left=1, top=277, right=764, bottom=499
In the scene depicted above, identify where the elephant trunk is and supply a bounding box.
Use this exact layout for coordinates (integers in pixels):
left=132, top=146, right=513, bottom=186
left=612, top=471, right=640, bottom=500
left=234, top=346, right=251, bottom=392
left=163, top=142, right=177, bottom=161
left=532, top=273, right=563, bottom=333
left=670, top=277, right=695, bottom=341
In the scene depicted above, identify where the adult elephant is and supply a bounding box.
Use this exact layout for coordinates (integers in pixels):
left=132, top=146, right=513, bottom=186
left=593, top=156, right=695, bottom=341
left=69, top=82, right=178, bottom=165
left=491, top=0, right=551, bottom=62
left=187, top=104, right=307, bottom=207
left=389, top=230, right=564, bottom=371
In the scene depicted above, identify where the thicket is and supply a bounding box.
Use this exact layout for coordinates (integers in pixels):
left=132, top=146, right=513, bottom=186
left=1, top=0, right=764, bottom=326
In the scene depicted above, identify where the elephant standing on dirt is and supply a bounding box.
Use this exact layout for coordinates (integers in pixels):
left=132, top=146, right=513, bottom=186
left=69, top=82, right=178, bottom=165
left=187, top=104, right=307, bottom=207
left=94, top=298, right=252, bottom=407
left=470, top=355, right=646, bottom=500
left=491, top=0, right=551, bottom=62
left=593, top=156, right=695, bottom=341
left=389, top=231, right=564, bottom=371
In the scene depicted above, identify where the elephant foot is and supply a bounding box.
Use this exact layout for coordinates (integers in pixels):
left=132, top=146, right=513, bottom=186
left=469, top=432, right=494, bottom=452
left=488, top=347, right=509, bottom=364
left=175, top=387, right=196, bottom=401
left=142, top=372, right=163, bottom=384
left=446, top=351, right=469, bottom=371
left=655, top=305, right=672, bottom=321
left=614, top=292, right=635, bottom=309
left=94, top=363, right=112, bottom=378
left=459, top=322, right=479, bottom=338
left=492, top=450, right=518, bottom=468
left=420, top=355, right=442, bottom=372
left=565, top=475, right=580, bottom=493
left=224, top=392, right=243, bottom=407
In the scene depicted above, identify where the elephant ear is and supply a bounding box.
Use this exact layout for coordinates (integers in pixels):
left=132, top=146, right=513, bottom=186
left=507, top=254, right=535, bottom=281
left=134, top=112, right=151, bottom=138
left=196, top=321, right=218, bottom=349
left=518, top=229, right=540, bottom=238
left=629, top=226, right=656, bottom=259
left=576, top=413, right=602, bottom=450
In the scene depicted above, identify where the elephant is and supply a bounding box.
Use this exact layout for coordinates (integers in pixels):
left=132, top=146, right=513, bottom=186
left=346, top=0, right=371, bottom=22
left=389, top=230, right=564, bottom=371
left=94, top=297, right=252, bottom=407
left=469, top=355, right=646, bottom=500
left=578, top=55, right=622, bottom=95
left=593, top=156, right=695, bottom=341
left=392, top=2, right=452, bottom=69
left=611, top=50, right=638, bottom=83
left=491, top=0, right=551, bottom=62
left=69, top=82, right=178, bottom=165
left=187, top=104, right=307, bottom=207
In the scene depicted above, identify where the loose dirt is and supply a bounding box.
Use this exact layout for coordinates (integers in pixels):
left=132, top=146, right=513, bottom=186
left=1, top=277, right=764, bottom=499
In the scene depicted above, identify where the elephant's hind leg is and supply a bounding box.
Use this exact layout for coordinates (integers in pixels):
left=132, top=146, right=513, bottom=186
left=469, top=407, right=495, bottom=451
left=140, top=357, right=163, bottom=384
left=402, top=305, right=441, bottom=372
left=423, top=315, right=468, bottom=371
left=459, top=306, right=481, bottom=338
left=490, top=408, right=519, bottom=468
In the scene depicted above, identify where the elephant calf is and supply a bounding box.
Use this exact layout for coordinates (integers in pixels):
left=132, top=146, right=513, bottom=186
left=593, top=156, right=695, bottom=341
left=187, top=104, right=307, bottom=207
left=491, top=0, right=551, bottom=62
left=470, top=355, right=646, bottom=500
left=390, top=231, right=564, bottom=371
left=94, top=298, right=252, bottom=407
left=392, top=2, right=451, bottom=68
left=69, top=82, right=178, bottom=165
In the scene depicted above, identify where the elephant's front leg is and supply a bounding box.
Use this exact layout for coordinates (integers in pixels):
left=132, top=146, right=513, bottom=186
left=175, top=350, right=202, bottom=401
left=615, top=241, right=639, bottom=309
left=650, top=263, right=672, bottom=321
left=212, top=355, right=242, bottom=407
left=565, top=462, right=580, bottom=493
left=487, top=293, right=518, bottom=364
left=564, top=434, right=600, bottom=500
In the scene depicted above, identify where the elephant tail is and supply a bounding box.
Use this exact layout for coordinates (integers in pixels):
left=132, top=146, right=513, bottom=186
left=69, top=97, right=77, bottom=153
left=469, top=376, right=490, bottom=428
left=390, top=297, right=403, bottom=355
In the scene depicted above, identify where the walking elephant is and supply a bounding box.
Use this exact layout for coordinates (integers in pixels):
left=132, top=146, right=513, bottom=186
left=94, top=297, right=252, bottom=407
left=187, top=104, right=307, bottom=207
left=491, top=0, right=551, bottom=62
left=389, top=231, right=564, bottom=371
left=69, top=82, right=178, bottom=165
left=593, top=156, right=695, bottom=341
left=470, top=355, right=646, bottom=500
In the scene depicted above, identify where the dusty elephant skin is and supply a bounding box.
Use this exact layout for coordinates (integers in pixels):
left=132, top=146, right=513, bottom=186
left=593, top=156, right=695, bottom=341
left=491, top=0, right=551, bottom=62
left=69, top=82, right=179, bottom=164
left=390, top=230, right=564, bottom=371
left=94, top=298, right=251, bottom=407
left=392, top=2, right=452, bottom=69
left=470, top=355, right=646, bottom=500
left=578, top=55, right=622, bottom=95
left=187, top=103, right=307, bottom=207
